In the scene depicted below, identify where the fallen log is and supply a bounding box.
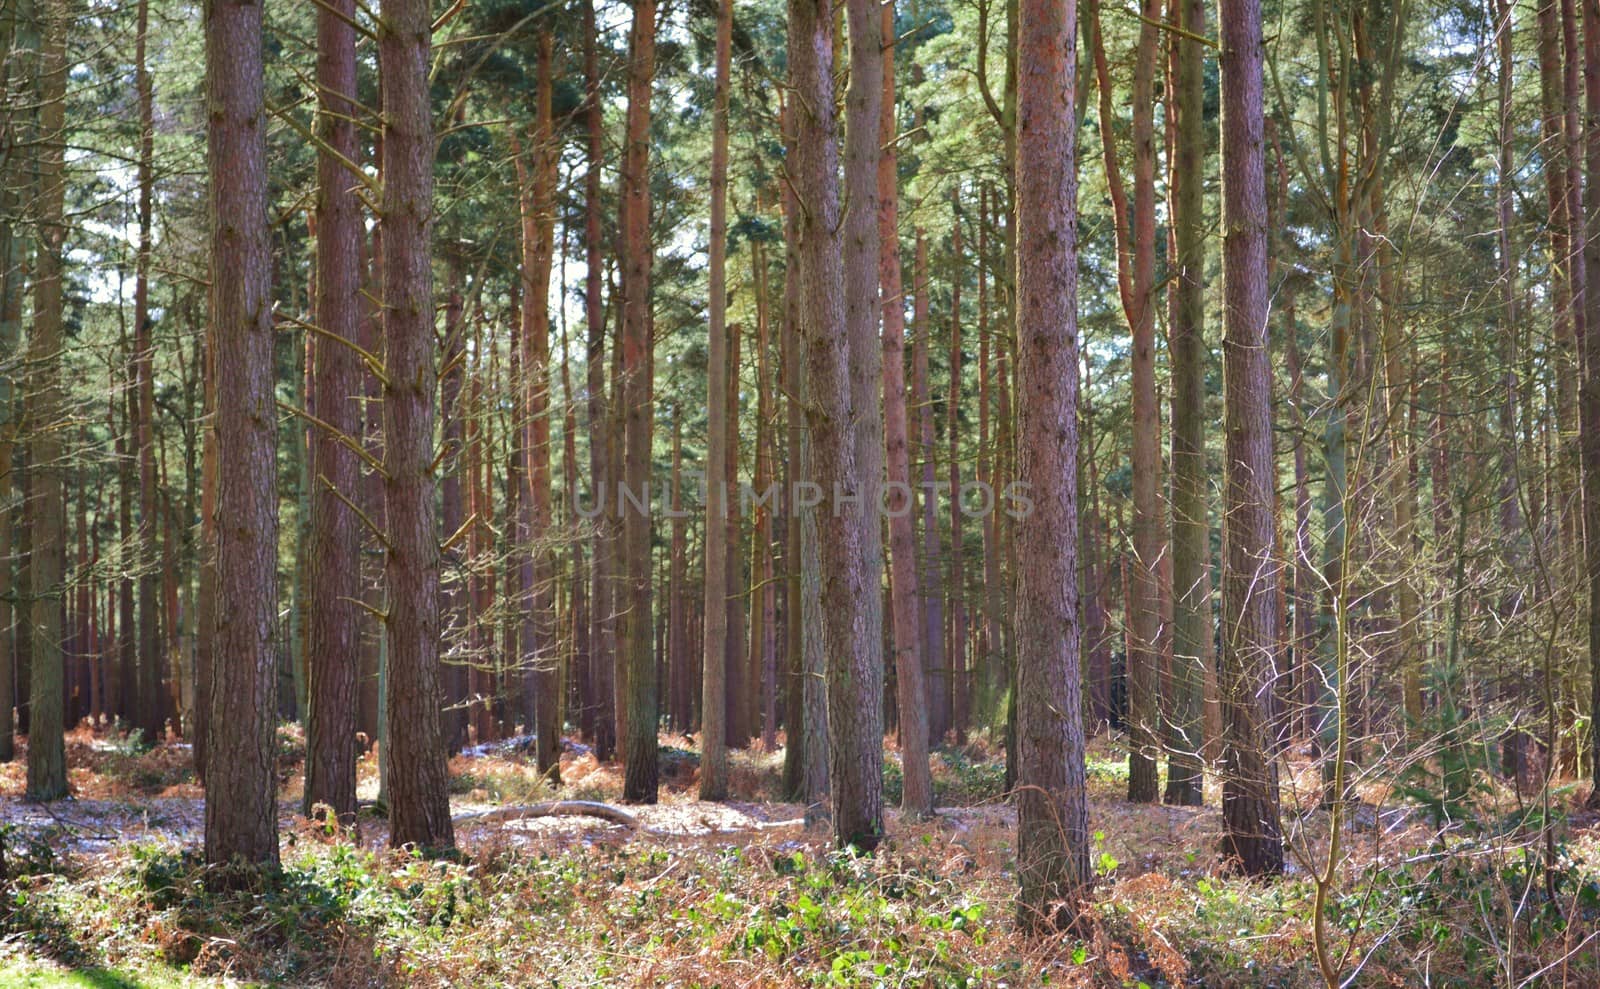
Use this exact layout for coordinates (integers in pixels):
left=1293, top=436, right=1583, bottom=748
left=452, top=800, right=642, bottom=829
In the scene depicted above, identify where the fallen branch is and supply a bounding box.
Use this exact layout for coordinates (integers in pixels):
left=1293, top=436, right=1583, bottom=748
left=452, top=801, right=642, bottom=829
left=452, top=800, right=809, bottom=837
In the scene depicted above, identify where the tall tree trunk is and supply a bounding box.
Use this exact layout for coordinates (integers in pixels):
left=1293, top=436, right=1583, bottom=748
left=619, top=0, right=659, bottom=803
left=134, top=0, right=162, bottom=746
left=358, top=218, right=385, bottom=751
left=878, top=0, right=934, bottom=819
left=194, top=262, right=218, bottom=780
left=1217, top=0, right=1284, bottom=876
left=751, top=241, right=777, bottom=750
left=1491, top=0, right=1528, bottom=780
left=842, top=0, right=889, bottom=847
left=379, top=0, right=454, bottom=852
left=516, top=33, right=561, bottom=782
left=0, top=0, right=32, bottom=764
left=1163, top=0, right=1206, bottom=807
left=1542, top=0, right=1580, bottom=608
left=778, top=102, right=819, bottom=801
left=1088, top=0, right=1161, bottom=803
left=440, top=248, right=468, bottom=756
left=948, top=192, right=968, bottom=744
left=303, top=0, right=362, bottom=823
left=118, top=337, right=134, bottom=730
left=1082, top=357, right=1113, bottom=727
left=26, top=0, right=68, bottom=801
left=1014, top=0, right=1090, bottom=930
left=466, top=323, right=492, bottom=745
left=668, top=414, right=689, bottom=732
left=724, top=324, right=746, bottom=748
left=789, top=0, right=882, bottom=849
left=582, top=0, right=614, bottom=761
left=976, top=185, right=1009, bottom=725
left=1581, top=0, right=1600, bottom=806
left=912, top=232, right=947, bottom=746
left=203, top=0, right=278, bottom=863
left=700, top=0, right=732, bottom=799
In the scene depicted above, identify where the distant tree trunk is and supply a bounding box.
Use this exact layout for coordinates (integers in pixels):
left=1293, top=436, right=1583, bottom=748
left=723, top=323, right=747, bottom=747
left=947, top=192, right=968, bottom=744
left=203, top=0, right=278, bottom=863
left=515, top=32, right=561, bottom=782
left=379, top=0, right=454, bottom=852
left=26, top=0, right=68, bottom=801
left=358, top=218, right=385, bottom=752
left=878, top=0, right=933, bottom=820
left=15, top=452, right=31, bottom=738
left=194, top=271, right=218, bottom=780
left=700, top=0, right=732, bottom=800
left=751, top=241, right=778, bottom=750
left=1163, top=0, right=1206, bottom=807
left=1217, top=0, right=1284, bottom=876
left=0, top=0, right=31, bottom=765
left=778, top=103, right=819, bottom=801
left=134, top=0, right=163, bottom=746
left=1491, top=8, right=1523, bottom=775
left=1541, top=0, right=1579, bottom=598
left=1082, top=357, right=1113, bottom=728
left=975, top=185, right=1010, bottom=726
left=1582, top=0, right=1600, bottom=805
left=466, top=322, right=493, bottom=745
left=1014, top=0, right=1090, bottom=931
left=440, top=248, right=468, bottom=756
left=606, top=275, right=626, bottom=751
left=582, top=0, right=613, bottom=761
left=303, top=0, right=362, bottom=824
left=118, top=346, right=134, bottom=731
left=619, top=0, right=659, bottom=803
left=912, top=232, right=947, bottom=746
left=1088, top=0, right=1161, bottom=803
left=668, top=414, right=689, bottom=732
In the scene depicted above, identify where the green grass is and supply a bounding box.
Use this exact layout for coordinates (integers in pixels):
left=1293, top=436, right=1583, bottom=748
left=0, top=956, right=222, bottom=988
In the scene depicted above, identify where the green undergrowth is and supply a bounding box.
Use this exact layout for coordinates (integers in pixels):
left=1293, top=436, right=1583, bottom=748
left=4, top=817, right=1596, bottom=986
left=7, top=735, right=1600, bottom=986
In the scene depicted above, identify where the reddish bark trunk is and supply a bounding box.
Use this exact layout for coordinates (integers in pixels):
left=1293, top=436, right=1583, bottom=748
left=203, top=0, right=278, bottom=863
left=1014, top=0, right=1090, bottom=929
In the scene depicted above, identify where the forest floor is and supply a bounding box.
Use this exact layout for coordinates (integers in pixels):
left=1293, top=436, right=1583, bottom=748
left=0, top=727, right=1595, bottom=987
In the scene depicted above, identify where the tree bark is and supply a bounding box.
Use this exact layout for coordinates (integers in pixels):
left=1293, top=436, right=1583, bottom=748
left=379, top=0, right=454, bottom=852
left=1014, top=0, right=1090, bottom=932
left=133, top=0, right=162, bottom=746
left=842, top=0, right=889, bottom=846
left=1217, top=0, right=1284, bottom=876
left=26, top=0, right=68, bottom=802
left=699, top=0, right=732, bottom=800
left=948, top=192, right=968, bottom=745
left=878, top=0, right=933, bottom=820
left=0, top=0, right=33, bottom=765
left=515, top=33, right=561, bottom=782
left=751, top=241, right=778, bottom=750
left=303, top=0, right=362, bottom=824
left=619, top=0, right=659, bottom=803
left=1088, top=0, right=1161, bottom=803
left=1582, top=0, right=1600, bottom=805
left=203, top=0, right=278, bottom=864
left=789, top=0, right=883, bottom=849
left=1163, top=0, right=1206, bottom=807
left=582, top=0, right=613, bottom=761
left=440, top=247, right=468, bottom=756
